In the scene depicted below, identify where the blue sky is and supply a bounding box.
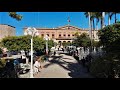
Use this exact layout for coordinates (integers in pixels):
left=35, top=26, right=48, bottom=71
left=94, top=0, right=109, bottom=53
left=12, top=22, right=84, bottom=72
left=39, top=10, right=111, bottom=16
left=0, top=12, right=119, bottom=36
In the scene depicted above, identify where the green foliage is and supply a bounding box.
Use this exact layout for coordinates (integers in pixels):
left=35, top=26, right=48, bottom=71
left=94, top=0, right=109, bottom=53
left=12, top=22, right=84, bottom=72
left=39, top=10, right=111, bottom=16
left=33, top=36, right=45, bottom=51
left=1, top=35, right=45, bottom=52
left=92, top=40, right=101, bottom=47
left=8, top=12, right=22, bottom=21
left=40, top=55, right=47, bottom=62
left=73, top=33, right=91, bottom=47
left=98, top=22, right=120, bottom=52
left=74, top=32, right=81, bottom=37
left=62, top=42, right=71, bottom=47
left=0, top=58, right=6, bottom=69
left=90, top=53, right=120, bottom=78
left=90, top=22, right=120, bottom=78
left=0, top=48, right=2, bottom=54
left=48, top=40, right=54, bottom=50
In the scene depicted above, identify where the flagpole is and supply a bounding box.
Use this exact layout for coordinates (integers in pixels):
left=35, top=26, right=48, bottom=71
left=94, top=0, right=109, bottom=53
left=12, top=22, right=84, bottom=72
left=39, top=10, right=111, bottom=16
left=68, top=16, right=70, bottom=29
left=68, top=16, right=70, bottom=26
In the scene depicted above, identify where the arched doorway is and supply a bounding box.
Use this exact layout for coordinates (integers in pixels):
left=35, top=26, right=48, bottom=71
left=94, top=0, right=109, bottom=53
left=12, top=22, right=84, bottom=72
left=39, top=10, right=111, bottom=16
left=58, top=41, right=62, bottom=46
left=62, top=41, right=67, bottom=48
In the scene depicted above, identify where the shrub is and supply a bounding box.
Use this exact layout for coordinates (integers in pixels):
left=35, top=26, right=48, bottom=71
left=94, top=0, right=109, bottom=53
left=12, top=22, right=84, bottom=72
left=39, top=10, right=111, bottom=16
left=0, top=48, right=2, bottom=54
left=90, top=54, right=120, bottom=78
left=0, top=58, right=6, bottom=69
left=40, top=55, right=47, bottom=62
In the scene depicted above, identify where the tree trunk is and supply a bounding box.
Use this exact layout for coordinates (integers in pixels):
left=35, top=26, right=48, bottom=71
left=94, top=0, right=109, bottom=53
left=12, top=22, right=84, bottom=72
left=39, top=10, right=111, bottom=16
left=88, top=12, right=91, bottom=38
left=93, top=19, right=95, bottom=39
left=96, top=18, right=98, bottom=30
left=115, top=13, right=117, bottom=23
left=101, top=18, right=102, bottom=29
left=90, top=20, right=92, bottom=39
left=102, top=12, right=105, bottom=29
left=108, top=13, right=110, bottom=25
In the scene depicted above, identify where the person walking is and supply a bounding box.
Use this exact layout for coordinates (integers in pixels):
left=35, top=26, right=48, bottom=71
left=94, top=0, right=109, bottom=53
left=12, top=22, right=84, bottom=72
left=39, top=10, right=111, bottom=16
left=54, top=51, right=56, bottom=56
left=62, top=48, right=64, bottom=52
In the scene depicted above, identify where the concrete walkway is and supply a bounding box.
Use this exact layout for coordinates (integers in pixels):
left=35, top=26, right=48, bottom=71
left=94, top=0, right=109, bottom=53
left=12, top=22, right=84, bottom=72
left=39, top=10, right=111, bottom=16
left=34, top=52, right=94, bottom=78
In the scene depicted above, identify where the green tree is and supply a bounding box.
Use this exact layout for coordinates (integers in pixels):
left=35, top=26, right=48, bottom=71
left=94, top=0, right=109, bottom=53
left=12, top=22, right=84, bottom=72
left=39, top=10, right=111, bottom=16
left=106, top=12, right=113, bottom=25
left=98, top=22, right=120, bottom=50
left=0, top=35, right=45, bottom=52
left=62, top=42, right=71, bottom=47
left=48, top=40, right=54, bottom=50
left=0, top=48, right=2, bottom=54
left=90, top=22, right=120, bottom=78
left=73, top=33, right=91, bottom=47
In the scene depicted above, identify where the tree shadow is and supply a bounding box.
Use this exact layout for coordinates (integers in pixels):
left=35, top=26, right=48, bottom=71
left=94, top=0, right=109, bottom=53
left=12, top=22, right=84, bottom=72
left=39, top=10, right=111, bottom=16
left=62, top=58, right=73, bottom=60
left=43, top=55, right=93, bottom=78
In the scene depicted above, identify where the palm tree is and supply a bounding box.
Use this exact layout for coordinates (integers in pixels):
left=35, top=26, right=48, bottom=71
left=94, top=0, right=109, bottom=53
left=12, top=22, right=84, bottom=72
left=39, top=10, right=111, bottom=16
left=102, top=12, right=105, bottom=28
left=84, top=12, right=97, bottom=53
left=115, top=12, right=117, bottom=23
left=93, top=12, right=105, bottom=29
left=109, top=12, right=119, bottom=23
left=84, top=12, right=95, bottom=39
left=106, top=12, right=112, bottom=25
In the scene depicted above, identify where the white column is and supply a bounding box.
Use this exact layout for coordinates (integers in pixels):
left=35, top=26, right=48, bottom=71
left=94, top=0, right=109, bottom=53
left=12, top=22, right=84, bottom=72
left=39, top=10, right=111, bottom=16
left=46, top=40, right=48, bottom=55
left=30, top=38, right=34, bottom=78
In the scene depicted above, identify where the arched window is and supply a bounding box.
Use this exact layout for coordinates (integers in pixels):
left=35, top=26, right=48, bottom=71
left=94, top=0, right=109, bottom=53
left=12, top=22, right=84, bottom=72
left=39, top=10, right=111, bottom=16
left=52, top=34, right=54, bottom=38
left=63, top=34, right=66, bottom=37
left=47, top=34, right=49, bottom=36
left=58, top=41, right=62, bottom=46
left=68, top=34, right=70, bottom=37
left=59, top=34, right=61, bottom=38
left=41, top=34, right=44, bottom=37
left=63, top=41, right=66, bottom=43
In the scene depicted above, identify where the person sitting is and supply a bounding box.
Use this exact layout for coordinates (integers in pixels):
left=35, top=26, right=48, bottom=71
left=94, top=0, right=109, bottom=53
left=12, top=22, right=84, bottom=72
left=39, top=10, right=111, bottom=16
left=33, top=57, right=42, bottom=75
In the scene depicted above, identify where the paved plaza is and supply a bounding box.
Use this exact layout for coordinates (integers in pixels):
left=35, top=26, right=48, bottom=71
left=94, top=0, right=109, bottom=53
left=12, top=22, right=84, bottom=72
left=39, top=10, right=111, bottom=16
left=20, top=51, right=94, bottom=78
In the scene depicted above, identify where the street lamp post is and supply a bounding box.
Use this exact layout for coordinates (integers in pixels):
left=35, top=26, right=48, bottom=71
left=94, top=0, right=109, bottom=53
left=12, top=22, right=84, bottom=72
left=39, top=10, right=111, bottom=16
left=44, top=35, right=49, bottom=58
left=24, top=27, right=39, bottom=78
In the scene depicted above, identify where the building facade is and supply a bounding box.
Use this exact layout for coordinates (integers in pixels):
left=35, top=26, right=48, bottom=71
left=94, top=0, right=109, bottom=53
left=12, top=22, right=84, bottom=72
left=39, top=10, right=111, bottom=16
left=24, top=25, right=99, bottom=46
left=0, top=24, right=16, bottom=40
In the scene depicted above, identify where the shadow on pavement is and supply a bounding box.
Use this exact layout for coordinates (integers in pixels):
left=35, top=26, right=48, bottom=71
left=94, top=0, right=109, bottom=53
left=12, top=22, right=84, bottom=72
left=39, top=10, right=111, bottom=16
left=62, top=58, right=73, bottom=60
left=43, top=55, right=93, bottom=78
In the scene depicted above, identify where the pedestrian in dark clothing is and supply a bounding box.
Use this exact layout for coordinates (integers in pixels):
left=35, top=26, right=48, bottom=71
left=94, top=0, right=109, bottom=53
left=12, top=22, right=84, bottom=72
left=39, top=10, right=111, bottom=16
left=76, top=49, right=78, bottom=56
left=62, top=48, right=64, bottom=52
left=54, top=51, right=56, bottom=55
left=47, top=50, right=50, bottom=56
left=88, top=54, right=92, bottom=62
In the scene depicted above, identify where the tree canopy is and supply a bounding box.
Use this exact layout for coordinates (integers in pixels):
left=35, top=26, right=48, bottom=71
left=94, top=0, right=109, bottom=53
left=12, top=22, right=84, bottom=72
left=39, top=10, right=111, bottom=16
left=98, top=22, right=120, bottom=52
left=73, top=33, right=91, bottom=47
left=8, top=12, right=22, bottom=21
left=90, top=22, right=120, bottom=78
left=0, top=35, right=45, bottom=51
